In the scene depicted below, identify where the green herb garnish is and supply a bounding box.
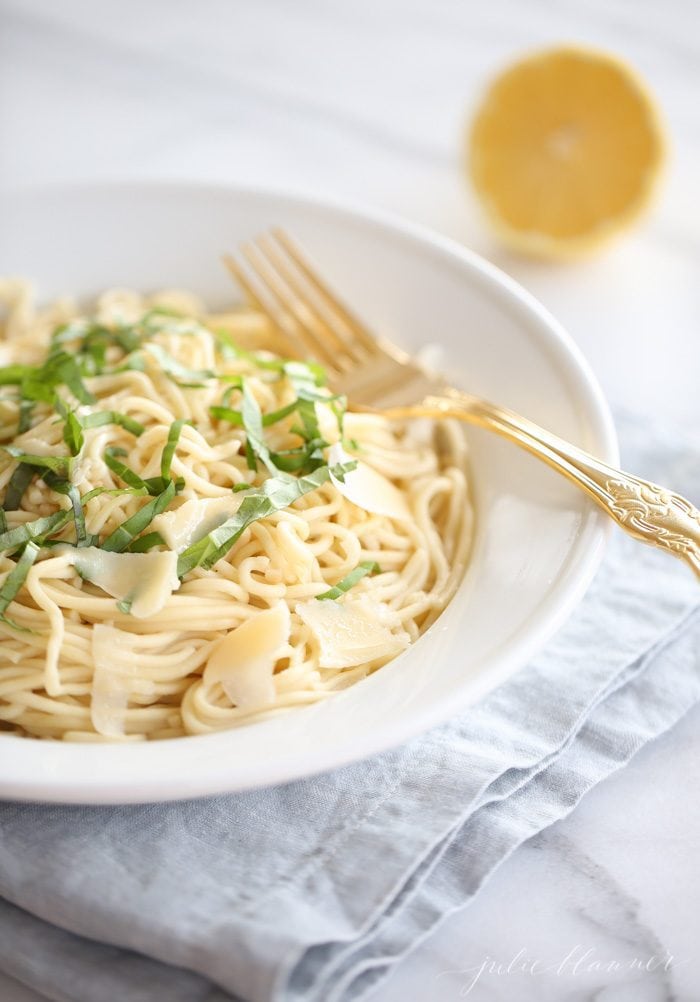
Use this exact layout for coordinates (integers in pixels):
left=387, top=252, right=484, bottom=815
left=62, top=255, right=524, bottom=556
left=177, top=461, right=355, bottom=577
left=17, top=399, right=35, bottom=434
left=316, top=561, right=380, bottom=600
left=104, top=448, right=150, bottom=492
left=3, top=463, right=40, bottom=510
left=0, top=510, right=73, bottom=553
left=2, top=447, right=73, bottom=478
left=0, top=541, right=40, bottom=626
left=42, top=474, right=90, bottom=547
left=80, top=411, right=145, bottom=437
left=126, top=531, right=165, bottom=554
left=62, top=411, right=84, bottom=456
left=160, top=419, right=187, bottom=481
left=142, top=343, right=214, bottom=385
left=101, top=480, right=177, bottom=553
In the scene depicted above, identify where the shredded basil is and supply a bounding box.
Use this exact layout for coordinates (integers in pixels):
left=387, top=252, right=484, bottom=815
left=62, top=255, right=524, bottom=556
left=160, top=419, right=187, bottom=480
left=126, top=531, right=165, bottom=554
left=3, top=463, right=40, bottom=510
left=101, top=480, right=177, bottom=553
left=0, top=365, right=30, bottom=387
left=177, top=461, right=355, bottom=577
left=209, top=405, right=244, bottom=427
left=143, top=343, right=214, bottom=385
left=2, top=447, right=73, bottom=478
left=103, top=449, right=183, bottom=497
left=43, top=474, right=89, bottom=546
left=81, top=485, right=149, bottom=503
left=240, top=382, right=277, bottom=475
left=0, top=510, right=73, bottom=553
left=63, top=411, right=84, bottom=456
left=37, top=350, right=94, bottom=405
left=65, top=485, right=88, bottom=546
left=0, top=541, right=40, bottom=624
left=80, top=411, right=145, bottom=437
left=103, top=448, right=150, bottom=491
left=316, top=561, right=380, bottom=600
left=17, top=399, right=35, bottom=434
left=235, top=382, right=332, bottom=477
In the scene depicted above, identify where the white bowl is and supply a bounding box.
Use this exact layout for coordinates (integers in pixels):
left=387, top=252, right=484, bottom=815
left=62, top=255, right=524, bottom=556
left=0, top=183, right=617, bottom=803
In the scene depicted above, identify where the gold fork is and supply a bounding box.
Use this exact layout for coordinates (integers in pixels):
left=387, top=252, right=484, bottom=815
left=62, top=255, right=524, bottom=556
left=224, top=230, right=700, bottom=581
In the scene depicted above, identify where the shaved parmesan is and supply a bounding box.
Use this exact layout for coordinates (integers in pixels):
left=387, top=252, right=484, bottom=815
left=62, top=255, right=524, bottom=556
left=72, top=547, right=179, bottom=618
left=296, top=597, right=410, bottom=669
left=152, top=495, right=243, bottom=553
left=327, top=443, right=411, bottom=522
left=203, top=603, right=290, bottom=709
left=90, top=624, right=139, bottom=737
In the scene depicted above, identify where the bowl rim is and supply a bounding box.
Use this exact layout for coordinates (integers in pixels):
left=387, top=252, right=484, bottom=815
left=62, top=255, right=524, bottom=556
left=0, top=180, right=619, bottom=803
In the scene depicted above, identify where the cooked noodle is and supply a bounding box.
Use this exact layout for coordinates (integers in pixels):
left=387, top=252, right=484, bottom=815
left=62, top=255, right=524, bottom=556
left=0, top=279, right=472, bottom=741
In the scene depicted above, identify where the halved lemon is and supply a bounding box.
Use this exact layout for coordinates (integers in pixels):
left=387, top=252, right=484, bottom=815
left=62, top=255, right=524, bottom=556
left=468, top=46, right=666, bottom=258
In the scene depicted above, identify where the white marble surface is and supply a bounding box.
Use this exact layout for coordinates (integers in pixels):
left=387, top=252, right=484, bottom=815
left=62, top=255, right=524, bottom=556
left=1, top=1, right=699, bottom=999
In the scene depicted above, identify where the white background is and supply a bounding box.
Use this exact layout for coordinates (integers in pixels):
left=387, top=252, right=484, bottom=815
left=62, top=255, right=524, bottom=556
left=1, top=1, right=699, bottom=999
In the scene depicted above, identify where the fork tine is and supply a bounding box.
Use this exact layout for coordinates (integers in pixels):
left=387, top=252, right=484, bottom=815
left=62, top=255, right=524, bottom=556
left=271, top=229, right=379, bottom=354
left=256, top=234, right=366, bottom=367
left=222, top=253, right=267, bottom=315
left=223, top=253, right=310, bottom=364
left=241, top=242, right=342, bottom=373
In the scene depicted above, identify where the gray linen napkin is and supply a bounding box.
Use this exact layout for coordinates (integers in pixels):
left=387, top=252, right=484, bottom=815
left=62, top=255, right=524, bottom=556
left=0, top=411, right=698, bottom=1002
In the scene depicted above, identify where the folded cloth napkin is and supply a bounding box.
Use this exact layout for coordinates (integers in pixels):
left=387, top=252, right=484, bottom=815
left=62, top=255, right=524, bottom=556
left=0, top=411, right=698, bottom=1002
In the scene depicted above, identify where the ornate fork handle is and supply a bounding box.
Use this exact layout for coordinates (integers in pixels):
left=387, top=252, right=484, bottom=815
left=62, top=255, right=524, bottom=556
left=384, top=388, right=700, bottom=581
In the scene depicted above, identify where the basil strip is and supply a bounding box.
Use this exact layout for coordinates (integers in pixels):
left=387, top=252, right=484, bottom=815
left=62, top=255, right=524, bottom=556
left=101, top=480, right=177, bottom=553
left=67, top=486, right=87, bottom=544
left=268, top=442, right=327, bottom=474
left=105, top=424, right=186, bottom=496
left=316, top=561, right=380, bottom=601
left=17, top=399, right=35, bottom=434
left=43, top=474, right=88, bottom=546
left=210, top=400, right=300, bottom=429
left=42, top=350, right=95, bottom=405
left=0, top=510, right=72, bottom=553
left=213, top=334, right=326, bottom=385
left=240, top=382, right=275, bottom=474
left=3, top=447, right=73, bottom=478
left=209, top=405, right=243, bottom=427
left=177, top=461, right=355, bottom=577
left=143, top=343, right=214, bottom=384
left=63, top=411, right=84, bottom=456
left=81, top=411, right=145, bottom=437
left=103, top=449, right=150, bottom=492
left=3, top=463, right=40, bottom=510
left=161, top=419, right=187, bottom=480
left=0, top=365, right=29, bottom=386
left=0, top=541, right=40, bottom=617
left=126, top=531, right=165, bottom=553
left=81, top=485, right=149, bottom=503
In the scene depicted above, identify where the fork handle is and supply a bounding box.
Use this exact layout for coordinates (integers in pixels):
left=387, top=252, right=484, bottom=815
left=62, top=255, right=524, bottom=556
left=384, top=388, right=700, bottom=581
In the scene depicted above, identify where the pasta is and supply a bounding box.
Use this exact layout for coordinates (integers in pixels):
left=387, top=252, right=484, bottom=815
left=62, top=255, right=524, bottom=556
left=0, top=279, right=472, bottom=742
